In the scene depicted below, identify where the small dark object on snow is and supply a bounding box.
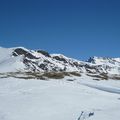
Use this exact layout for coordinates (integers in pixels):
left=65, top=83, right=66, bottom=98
left=77, top=111, right=84, bottom=120
left=89, top=112, right=94, bottom=117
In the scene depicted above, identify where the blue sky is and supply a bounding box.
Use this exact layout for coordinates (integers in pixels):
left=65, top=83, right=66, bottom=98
left=0, top=0, right=120, bottom=60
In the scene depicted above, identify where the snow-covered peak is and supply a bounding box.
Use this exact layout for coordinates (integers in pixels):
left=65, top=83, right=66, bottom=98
left=88, top=56, right=120, bottom=65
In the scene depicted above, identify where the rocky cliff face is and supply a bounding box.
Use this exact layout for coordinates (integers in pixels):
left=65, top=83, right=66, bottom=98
left=0, top=47, right=120, bottom=80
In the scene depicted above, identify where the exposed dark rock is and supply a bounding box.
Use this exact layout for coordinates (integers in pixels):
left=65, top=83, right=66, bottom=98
left=23, top=58, right=30, bottom=64
left=12, top=52, right=18, bottom=56
left=37, top=50, right=50, bottom=57
left=87, top=73, right=108, bottom=80
left=87, top=57, right=96, bottom=63
left=73, top=62, right=80, bottom=67
left=53, top=56, right=68, bottom=63
left=39, top=64, right=48, bottom=71
left=44, top=60, right=52, bottom=64
left=13, top=48, right=38, bottom=59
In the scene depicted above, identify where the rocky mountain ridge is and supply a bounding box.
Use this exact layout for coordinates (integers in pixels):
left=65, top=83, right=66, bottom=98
left=0, top=47, right=120, bottom=80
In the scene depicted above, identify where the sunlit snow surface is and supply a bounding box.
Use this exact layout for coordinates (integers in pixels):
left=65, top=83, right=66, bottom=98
left=0, top=77, right=120, bottom=120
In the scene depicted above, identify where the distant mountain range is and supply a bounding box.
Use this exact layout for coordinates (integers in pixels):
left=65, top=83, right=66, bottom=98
left=0, top=47, right=120, bottom=80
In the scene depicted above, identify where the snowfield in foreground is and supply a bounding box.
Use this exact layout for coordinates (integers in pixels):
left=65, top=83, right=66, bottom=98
left=0, top=77, right=120, bottom=120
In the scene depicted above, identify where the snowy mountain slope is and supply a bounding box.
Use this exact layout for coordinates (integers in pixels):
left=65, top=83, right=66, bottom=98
left=0, top=46, right=120, bottom=80
left=0, top=77, right=120, bottom=120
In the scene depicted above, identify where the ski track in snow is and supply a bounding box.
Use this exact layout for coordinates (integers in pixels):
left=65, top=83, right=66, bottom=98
left=79, top=82, right=120, bottom=94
